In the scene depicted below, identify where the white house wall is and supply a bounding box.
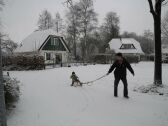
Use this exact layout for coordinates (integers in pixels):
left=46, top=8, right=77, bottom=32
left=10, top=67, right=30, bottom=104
left=40, top=50, right=69, bottom=64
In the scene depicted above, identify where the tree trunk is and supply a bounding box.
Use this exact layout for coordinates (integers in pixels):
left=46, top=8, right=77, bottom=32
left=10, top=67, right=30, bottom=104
left=73, top=34, right=77, bottom=59
left=0, top=37, right=7, bottom=126
left=153, top=0, right=162, bottom=85
left=72, top=13, right=77, bottom=59
left=84, top=31, right=87, bottom=61
left=154, top=17, right=162, bottom=85
left=148, top=0, right=162, bottom=85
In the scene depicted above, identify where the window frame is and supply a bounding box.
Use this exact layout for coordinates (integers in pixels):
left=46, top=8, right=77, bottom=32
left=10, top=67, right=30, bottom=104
left=45, top=53, right=51, bottom=60
left=51, top=37, right=60, bottom=46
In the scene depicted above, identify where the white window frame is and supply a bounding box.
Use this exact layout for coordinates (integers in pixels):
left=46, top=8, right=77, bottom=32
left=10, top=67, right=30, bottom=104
left=51, top=38, right=59, bottom=46
left=45, top=52, right=51, bottom=60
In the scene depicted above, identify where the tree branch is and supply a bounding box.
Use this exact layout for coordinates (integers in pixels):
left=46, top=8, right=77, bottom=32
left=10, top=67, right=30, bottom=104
left=162, top=23, right=168, bottom=37
left=147, top=0, right=156, bottom=17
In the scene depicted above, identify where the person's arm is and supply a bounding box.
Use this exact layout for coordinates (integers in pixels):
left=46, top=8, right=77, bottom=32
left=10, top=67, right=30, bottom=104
left=125, top=60, right=134, bottom=76
left=107, top=61, right=116, bottom=74
left=76, top=75, right=79, bottom=79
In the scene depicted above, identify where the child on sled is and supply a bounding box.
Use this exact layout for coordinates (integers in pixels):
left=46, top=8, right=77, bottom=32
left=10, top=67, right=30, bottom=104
left=70, top=72, right=82, bottom=87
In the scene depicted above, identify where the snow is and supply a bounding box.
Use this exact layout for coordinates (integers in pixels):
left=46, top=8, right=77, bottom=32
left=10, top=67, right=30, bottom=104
left=7, top=62, right=168, bottom=126
left=15, top=29, right=60, bottom=53
left=109, top=38, right=144, bottom=54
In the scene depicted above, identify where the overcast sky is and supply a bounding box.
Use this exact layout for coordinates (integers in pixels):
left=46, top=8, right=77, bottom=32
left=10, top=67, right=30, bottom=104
left=1, top=0, right=168, bottom=43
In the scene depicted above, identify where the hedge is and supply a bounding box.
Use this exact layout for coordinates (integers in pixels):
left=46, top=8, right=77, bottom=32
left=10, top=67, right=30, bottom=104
left=3, top=55, right=45, bottom=70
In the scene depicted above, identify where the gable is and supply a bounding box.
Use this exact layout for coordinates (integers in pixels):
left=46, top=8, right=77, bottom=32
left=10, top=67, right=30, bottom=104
left=41, top=36, right=66, bottom=51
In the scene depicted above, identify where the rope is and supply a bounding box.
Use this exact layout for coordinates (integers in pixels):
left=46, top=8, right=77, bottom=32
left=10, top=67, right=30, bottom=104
left=81, top=74, right=107, bottom=85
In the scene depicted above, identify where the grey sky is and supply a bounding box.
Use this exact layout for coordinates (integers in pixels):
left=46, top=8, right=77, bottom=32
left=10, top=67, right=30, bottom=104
left=1, top=0, right=168, bottom=43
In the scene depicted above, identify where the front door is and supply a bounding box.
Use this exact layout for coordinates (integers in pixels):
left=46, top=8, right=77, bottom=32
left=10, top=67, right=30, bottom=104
left=55, top=54, right=62, bottom=64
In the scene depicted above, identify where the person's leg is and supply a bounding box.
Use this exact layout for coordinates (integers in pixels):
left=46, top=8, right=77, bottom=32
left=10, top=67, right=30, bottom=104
left=77, top=80, right=82, bottom=86
left=71, top=80, right=74, bottom=86
left=114, top=78, right=120, bottom=97
left=121, top=77, right=128, bottom=97
left=79, top=81, right=82, bottom=86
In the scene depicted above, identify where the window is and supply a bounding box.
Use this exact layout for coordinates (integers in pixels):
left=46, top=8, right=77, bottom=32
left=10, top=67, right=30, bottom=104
left=45, top=53, right=51, bottom=60
left=51, top=38, right=59, bottom=46
left=120, top=44, right=135, bottom=49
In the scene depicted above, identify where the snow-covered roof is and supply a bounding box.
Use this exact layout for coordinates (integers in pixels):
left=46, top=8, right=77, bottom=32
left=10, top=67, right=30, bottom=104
left=15, top=29, right=62, bottom=53
left=109, top=38, right=144, bottom=54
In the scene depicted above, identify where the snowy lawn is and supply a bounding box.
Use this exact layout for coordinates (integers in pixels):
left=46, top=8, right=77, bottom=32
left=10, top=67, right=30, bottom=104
left=7, top=62, right=168, bottom=126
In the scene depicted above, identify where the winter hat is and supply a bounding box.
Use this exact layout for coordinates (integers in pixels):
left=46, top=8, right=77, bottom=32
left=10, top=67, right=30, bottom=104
left=116, top=52, right=123, bottom=57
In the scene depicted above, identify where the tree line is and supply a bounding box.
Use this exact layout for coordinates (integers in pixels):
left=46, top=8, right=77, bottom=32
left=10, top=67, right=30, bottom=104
left=35, top=0, right=168, bottom=61
left=0, top=0, right=168, bottom=59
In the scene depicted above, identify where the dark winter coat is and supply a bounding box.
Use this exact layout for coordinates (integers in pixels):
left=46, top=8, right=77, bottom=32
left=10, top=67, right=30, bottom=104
left=108, top=58, right=134, bottom=78
left=70, top=74, right=79, bottom=81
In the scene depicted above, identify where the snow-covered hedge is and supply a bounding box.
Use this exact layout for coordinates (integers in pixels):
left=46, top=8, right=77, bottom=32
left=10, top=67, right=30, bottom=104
left=3, top=55, right=45, bottom=70
left=124, top=55, right=140, bottom=63
left=3, top=75, right=20, bottom=108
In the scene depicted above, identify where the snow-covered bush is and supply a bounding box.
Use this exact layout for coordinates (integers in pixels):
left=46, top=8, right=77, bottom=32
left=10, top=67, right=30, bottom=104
left=3, top=76, right=20, bottom=108
left=133, top=84, right=168, bottom=96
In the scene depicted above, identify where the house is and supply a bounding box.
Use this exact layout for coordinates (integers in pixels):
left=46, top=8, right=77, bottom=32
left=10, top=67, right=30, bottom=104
left=108, top=38, right=144, bottom=62
left=15, top=29, right=70, bottom=65
left=109, top=38, right=144, bottom=55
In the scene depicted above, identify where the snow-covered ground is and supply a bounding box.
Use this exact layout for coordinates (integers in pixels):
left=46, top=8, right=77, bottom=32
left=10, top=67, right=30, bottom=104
left=7, top=62, right=168, bottom=126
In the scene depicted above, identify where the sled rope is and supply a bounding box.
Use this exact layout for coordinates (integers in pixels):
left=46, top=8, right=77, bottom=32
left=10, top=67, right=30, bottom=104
left=81, top=74, right=107, bottom=85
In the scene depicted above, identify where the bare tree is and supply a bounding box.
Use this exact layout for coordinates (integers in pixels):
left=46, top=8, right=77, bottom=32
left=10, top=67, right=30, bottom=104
left=142, top=30, right=154, bottom=54
left=121, top=31, right=154, bottom=54
left=0, top=1, right=7, bottom=126
left=1, top=38, right=18, bottom=54
left=53, top=12, right=64, bottom=33
left=78, top=0, right=97, bottom=60
left=162, top=11, right=168, bottom=41
left=102, top=12, right=119, bottom=38
left=100, top=11, right=120, bottom=52
left=66, top=1, right=81, bottom=59
left=0, top=0, right=4, bottom=26
left=147, top=0, right=168, bottom=85
left=0, top=35, right=7, bottom=126
left=38, top=9, right=53, bottom=30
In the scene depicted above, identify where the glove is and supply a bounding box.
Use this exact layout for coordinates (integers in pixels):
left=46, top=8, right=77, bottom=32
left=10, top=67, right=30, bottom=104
left=132, top=73, right=135, bottom=76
